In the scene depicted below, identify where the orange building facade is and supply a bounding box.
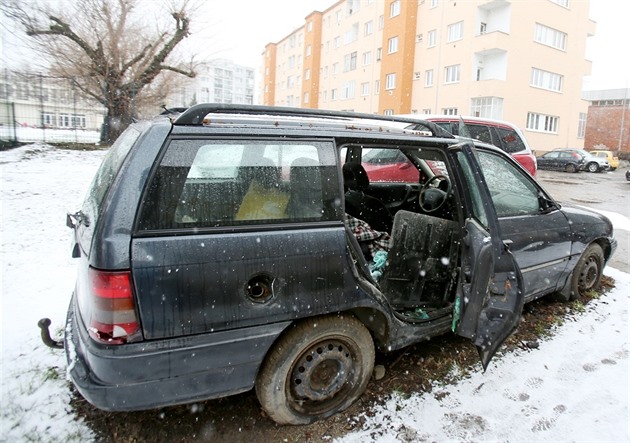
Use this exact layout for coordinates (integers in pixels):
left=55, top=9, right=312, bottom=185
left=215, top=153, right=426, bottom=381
left=260, top=0, right=595, bottom=151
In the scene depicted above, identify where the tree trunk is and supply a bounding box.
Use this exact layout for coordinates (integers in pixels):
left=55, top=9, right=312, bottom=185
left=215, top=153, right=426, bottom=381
left=101, top=98, right=133, bottom=144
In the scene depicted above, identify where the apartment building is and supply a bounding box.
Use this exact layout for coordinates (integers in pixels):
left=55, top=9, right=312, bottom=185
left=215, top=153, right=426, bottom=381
left=172, top=59, right=255, bottom=107
left=261, top=0, right=595, bottom=151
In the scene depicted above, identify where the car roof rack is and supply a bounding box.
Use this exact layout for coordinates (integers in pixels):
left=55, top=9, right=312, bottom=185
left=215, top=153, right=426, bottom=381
left=172, top=103, right=451, bottom=137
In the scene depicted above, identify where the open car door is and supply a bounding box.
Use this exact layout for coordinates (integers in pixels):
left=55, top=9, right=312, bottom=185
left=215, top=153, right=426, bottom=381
left=451, top=142, right=525, bottom=370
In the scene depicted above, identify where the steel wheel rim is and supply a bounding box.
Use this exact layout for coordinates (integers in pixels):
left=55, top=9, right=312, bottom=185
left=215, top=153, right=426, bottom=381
left=578, top=256, right=600, bottom=291
left=288, top=338, right=358, bottom=415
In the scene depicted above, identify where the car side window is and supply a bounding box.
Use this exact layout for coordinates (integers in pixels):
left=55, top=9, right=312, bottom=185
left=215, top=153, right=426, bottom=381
left=467, top=124, right=493, bottom=145
left=137, top=140, right=340, bottom=231
left=476, top=151, right=540, bottom=217
left=360, top=147, right=419, bottom=183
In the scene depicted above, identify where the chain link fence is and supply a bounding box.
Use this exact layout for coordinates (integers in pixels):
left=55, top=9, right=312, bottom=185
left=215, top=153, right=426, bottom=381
left=0, top=70, right=105, bottom=147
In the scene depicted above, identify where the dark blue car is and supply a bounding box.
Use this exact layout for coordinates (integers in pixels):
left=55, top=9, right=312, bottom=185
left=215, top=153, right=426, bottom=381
left=41, top=105, right=616, bottom=425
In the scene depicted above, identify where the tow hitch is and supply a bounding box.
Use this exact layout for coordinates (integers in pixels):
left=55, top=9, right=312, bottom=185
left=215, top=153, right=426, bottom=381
left=38, top=318, right=64, bottom=349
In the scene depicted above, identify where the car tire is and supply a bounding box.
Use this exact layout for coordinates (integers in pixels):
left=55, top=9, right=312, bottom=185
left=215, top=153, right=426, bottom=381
left=568, top=243, right=605, bottom=300
left=565, top=163, right=577, bottom=173
left=586, top=162, right=599, bottom=173
left=255, top=314, right=374, bottom=425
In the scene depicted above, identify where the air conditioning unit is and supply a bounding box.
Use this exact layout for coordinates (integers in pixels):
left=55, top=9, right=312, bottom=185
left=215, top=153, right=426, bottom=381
left=414, top=72, right=422, bottom=80
left=417, top=34, right=423, bottom=42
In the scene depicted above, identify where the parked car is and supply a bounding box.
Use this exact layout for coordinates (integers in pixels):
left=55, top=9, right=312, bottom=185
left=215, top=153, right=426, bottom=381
left=41, top=105, right=616, bottom=426
left=574, top=149, right=610, bottom=172
left=536, top=148, right=587, bottom=173
left=626, top=169, right=630, bottom=181
left=400, top=115, right=537, bottom=177
left=590, top=150, right=619, bottom=170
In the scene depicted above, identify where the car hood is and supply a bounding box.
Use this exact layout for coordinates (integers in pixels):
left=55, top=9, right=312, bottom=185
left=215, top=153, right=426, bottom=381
left=559, top=203, right=614, bottom=239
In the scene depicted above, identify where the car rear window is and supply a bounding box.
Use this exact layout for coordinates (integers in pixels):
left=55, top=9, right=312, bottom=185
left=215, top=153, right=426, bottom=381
left=495, top=127, right=528, bottom=154
left=137, top=139, right=340, bottom=231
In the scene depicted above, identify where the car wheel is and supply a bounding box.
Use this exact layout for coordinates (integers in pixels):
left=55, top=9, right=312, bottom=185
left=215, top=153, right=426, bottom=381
left=586, top=162, right=599, bottom=173
left=256, top=314, right=375, bottom=425
left=568, top=243, right=605, bottom=300
left=565, top=163, right=577, bottom=173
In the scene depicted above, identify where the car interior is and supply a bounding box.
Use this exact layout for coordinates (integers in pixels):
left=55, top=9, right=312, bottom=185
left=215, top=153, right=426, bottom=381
left=342, top=145, right=461, bottom=322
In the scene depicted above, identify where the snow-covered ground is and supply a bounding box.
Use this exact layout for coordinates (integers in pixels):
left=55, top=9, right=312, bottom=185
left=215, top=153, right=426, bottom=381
left=1, top=145, right=628, bottom=442
left=0, top=126, right=101, bottom=144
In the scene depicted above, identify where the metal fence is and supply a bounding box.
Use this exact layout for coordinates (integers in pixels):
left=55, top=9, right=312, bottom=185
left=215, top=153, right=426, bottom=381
left=0, top=70, right=105, bottom=146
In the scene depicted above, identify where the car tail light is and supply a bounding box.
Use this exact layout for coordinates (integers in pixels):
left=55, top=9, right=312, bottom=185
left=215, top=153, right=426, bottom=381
left=86, top=268, right=141, bottom=345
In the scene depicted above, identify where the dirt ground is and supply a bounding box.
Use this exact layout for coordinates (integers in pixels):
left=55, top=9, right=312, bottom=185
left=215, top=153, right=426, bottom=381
left=70, top=167, right=627, bottom=443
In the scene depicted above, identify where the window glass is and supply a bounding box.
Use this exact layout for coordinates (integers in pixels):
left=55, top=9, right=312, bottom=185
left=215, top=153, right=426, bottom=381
left=138, top=140, right=339, bottom=230
left=456, top=151, right=489, bottom=227
left=496, top=127, right=527, bottom=154
left=361, top=148, right=419, bottom=183
left=466, top=124, right=494, bottom=145
left=476, top=151, right=540, bottom=217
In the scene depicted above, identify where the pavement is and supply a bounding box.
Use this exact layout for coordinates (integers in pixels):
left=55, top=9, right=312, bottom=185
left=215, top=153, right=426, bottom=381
left=535, top=167, right=629, bottom=272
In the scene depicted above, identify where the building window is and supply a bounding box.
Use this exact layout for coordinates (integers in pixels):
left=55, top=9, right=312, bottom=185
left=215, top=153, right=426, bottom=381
left=470, top=97, right=503, bottom=119
left=430, top=0, right=438, bottom=8
left=385, top=73, right=396, bottom=90
left=427, top=29, right=437, bottom=47
left=378, top=15, right=384, bottom=29
left=375, top=79, right=380, bottom=95
left=342, top=80, right=356, bottom=99
left=345, top=23, right=359, bottom=44
left=305, top=69, right=310, bottom=80
left=390, top=0, right=400, bottom=17
left=362, top=51, right=372, bottom=66
left=480, top=22, right=487, bottom=35
left=332, top=62, right=339, bottom=74
left=425, top=69, right=434, bottom=87
left=334, top=36, right=341, bottom=48
left=444, top=65, right=461, bottom=84
left=331, top=89, right=338, bottom=100
left=364, top=20, right=373, bottom=36
left=531, top=67, right=563, bottom=92
left=304, top=92, right=309, bottom=103
left=422, top=108, right=432, bottom=114
left=361, top=82, right=370, bottom=96
left=527, top=112, right=559, bottom=133
left=577, top=112, right=586, bottom=138
left=343, top=51, right=358, bottom=71
left=384, top=109, right=394, bottom=116
left=534, top=23, right=567, bottom=50
left=442, top=108, right=458, bottom=115
left=447, top=21, right=464, bottom=42
left=307, top=21, right=313, bottom=32
left=388, top=36, right=399, bottom=54
left=306, top=45, right=312, bottom=57
left=40, top=112, right=56, bottom=127
left=376, top=47, right=382, bottom=61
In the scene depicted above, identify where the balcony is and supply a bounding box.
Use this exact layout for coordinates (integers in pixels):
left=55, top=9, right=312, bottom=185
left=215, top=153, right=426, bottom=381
left=473, top=30, right=510, bottom=55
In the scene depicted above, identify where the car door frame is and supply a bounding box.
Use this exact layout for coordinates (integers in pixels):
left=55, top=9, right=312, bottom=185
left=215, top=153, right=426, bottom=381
left=448, top=141, right=525, bottom=369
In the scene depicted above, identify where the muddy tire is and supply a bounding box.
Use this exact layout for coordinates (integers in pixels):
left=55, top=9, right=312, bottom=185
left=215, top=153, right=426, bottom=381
left=568, top=243, right=605, bottom=300
left=255, top=314, right=374, bottom=425
left=565, top=163, right=577, bottom=173
left=586, top=162, right=599, bottom=173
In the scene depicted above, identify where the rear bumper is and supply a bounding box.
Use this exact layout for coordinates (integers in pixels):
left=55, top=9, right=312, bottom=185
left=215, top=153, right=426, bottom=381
left=65, top=297, right=290, bottom=411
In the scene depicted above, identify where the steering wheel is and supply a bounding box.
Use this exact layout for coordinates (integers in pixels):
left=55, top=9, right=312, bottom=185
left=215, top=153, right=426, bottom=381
left=419, top=175, right=451, bottom=213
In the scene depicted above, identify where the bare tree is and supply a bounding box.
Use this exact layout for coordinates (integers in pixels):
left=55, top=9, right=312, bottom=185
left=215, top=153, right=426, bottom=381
left=2, top=0, right=195, bottom=143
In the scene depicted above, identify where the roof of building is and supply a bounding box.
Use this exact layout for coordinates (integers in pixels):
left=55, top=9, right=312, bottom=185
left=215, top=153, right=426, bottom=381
left=582, top=88, right=630, bottom=101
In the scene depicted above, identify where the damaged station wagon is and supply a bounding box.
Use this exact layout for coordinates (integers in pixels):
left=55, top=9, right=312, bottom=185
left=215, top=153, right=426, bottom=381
left=41, top=104, right=616, bottom=425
